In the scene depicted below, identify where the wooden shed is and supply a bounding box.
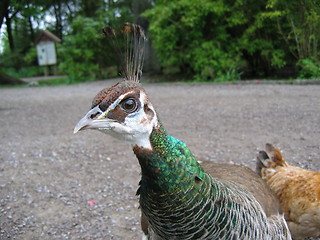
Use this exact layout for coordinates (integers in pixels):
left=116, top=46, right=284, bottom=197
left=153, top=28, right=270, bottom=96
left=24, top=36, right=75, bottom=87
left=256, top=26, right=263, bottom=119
left=35, top=30, right=61, bottom=76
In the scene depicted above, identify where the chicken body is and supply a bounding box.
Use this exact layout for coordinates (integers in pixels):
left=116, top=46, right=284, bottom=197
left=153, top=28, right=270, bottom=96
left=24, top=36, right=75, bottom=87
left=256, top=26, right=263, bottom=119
left=257, top=143, right=320, bottom=240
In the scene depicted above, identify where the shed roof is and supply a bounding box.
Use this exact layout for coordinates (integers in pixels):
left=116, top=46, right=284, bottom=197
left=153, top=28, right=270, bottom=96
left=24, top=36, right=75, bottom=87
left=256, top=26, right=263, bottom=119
left=35, top=30, right=61, bottom=44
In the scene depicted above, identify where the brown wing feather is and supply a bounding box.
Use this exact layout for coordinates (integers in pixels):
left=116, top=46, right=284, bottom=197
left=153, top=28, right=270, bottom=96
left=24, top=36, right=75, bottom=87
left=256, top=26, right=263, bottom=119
left=201, top=161, right=281, bottom=216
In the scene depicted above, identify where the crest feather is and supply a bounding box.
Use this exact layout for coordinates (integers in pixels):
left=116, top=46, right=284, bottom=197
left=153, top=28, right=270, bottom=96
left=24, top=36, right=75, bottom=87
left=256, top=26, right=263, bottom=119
left=102, top=23, right=147, bottom=82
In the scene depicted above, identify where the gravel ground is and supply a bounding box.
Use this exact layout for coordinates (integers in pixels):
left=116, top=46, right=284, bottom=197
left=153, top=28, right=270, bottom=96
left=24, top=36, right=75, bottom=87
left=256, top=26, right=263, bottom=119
left=1, top=79, right=319, bottom=239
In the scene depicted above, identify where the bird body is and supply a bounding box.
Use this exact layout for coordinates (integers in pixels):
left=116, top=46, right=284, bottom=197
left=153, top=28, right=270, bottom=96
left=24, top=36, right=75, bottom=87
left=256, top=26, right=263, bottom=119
left=74, top=23, right=292, bottom=239
left=257, top=143, right=320, bottom=240
left=134, top=125, right=290, bottom=239
left=200, top=162, right=281, bottom=217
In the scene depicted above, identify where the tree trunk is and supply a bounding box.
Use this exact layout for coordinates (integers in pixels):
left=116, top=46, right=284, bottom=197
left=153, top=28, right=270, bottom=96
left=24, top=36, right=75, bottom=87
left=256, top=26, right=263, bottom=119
left=0, top=0, right=9, bottom=30
left=28, top=16, right=35, bottom=43
left=53, top=0, right=63, bottom=40
left=5, top=12, right=14, bottom=52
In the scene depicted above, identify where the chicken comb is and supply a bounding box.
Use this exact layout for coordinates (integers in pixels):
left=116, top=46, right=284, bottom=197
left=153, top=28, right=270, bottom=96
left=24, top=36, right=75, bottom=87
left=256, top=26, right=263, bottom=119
left=102, top=23, right=147, bottom=82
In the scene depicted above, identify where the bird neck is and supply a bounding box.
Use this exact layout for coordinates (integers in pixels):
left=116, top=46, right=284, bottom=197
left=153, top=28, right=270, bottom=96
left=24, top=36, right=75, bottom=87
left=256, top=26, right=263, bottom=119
left=133, top=123, right=205, bottom=193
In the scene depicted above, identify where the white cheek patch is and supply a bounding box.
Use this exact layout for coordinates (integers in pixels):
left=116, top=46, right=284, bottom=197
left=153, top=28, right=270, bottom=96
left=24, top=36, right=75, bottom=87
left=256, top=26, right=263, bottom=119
left=121, top=92, right=158, bottom=149
left=97, top=90, right=158, bottom=150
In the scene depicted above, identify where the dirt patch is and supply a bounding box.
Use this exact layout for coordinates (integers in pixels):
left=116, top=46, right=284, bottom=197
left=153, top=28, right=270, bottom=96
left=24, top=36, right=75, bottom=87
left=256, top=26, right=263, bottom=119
left=1, top=80, right=319, bottom=239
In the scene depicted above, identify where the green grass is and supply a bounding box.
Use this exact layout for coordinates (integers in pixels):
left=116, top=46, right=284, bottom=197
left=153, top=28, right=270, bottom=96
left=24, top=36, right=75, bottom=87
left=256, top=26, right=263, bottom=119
left=0, top=77, right=71, bottom=88
left=37, top=77, right=72, bottom=86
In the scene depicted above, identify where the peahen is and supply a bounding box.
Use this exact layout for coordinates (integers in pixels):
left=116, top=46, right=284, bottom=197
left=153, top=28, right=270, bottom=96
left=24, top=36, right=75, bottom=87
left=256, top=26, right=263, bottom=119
left=74, top=23, right=292, bottom=240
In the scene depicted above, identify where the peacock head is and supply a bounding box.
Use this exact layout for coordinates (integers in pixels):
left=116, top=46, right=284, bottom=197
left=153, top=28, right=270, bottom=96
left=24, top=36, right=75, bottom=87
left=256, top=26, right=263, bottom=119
left=74, top=80, right=158, bottom=149
left=74, top=23, right=157, bottom=149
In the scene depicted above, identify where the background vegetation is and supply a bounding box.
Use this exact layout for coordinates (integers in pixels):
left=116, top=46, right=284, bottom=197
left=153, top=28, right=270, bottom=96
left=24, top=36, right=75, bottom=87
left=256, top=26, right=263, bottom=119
left=1, top=0, right=320, bottom=85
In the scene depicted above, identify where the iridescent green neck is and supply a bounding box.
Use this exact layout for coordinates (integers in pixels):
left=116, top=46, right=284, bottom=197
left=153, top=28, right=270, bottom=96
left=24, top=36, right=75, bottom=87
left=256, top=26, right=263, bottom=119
left=133, top=124, right=205, bottom=193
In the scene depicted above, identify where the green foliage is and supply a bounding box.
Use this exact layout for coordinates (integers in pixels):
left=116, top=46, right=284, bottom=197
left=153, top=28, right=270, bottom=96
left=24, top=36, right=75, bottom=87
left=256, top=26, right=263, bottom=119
left=58, top=16, right=113, bottom=82
left=23, top=48, right=38, bottom=65
left=143, top=0, right=239, bottom=81
left=297, top=58, right=320, bottom=78
left=143, top=0, right=320, bottom=81
left=37, top=77, right=70, bottom=86
left=2, top=0, right=320, bottom=83
left=4, top=66, right=43, bottom=78
left=57, top=2, right=134, bottom=82
left=263, top=0, right=320, bottom=61
left=1, top=0, right=133, bottom=84
left=192, top=41, right=240, bottom=81
left=143, top=0, right=286, bottom=81
left=0, top=46, right=42, bottom=78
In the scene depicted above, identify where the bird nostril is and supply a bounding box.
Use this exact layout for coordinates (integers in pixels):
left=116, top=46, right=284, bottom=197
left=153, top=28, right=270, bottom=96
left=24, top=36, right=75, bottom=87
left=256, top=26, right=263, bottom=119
left=90, top=112, right=100, bottom=119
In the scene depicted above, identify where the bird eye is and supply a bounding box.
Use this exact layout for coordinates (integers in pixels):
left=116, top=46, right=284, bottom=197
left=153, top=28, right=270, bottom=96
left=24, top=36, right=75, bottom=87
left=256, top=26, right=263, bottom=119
left=120, top=98, right=138, bottom=113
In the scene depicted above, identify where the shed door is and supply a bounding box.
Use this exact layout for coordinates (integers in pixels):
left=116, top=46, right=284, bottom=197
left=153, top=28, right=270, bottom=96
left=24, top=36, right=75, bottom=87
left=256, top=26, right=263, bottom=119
left=36, top=41, right=57, bottom=66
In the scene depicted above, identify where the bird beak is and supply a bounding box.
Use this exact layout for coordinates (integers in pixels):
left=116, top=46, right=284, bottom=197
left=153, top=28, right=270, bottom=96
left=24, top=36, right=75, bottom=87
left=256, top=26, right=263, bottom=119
left=74, top=105, right=114, bottom=134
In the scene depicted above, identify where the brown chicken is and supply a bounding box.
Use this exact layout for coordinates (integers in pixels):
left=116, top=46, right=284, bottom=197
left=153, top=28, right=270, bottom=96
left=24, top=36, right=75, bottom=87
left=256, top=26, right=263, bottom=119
left=257, top=143, right=320, bottom=240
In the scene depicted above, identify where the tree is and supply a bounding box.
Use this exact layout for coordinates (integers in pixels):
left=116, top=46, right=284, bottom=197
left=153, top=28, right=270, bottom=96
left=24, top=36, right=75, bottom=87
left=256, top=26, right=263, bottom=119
left=142, top=0, right=249, bottom=80
left=261, top=0, right=320, bottom=77
left=58, top=0, right=137, bottom=81
left=0, top=0, right=10, bottom=30
left=143, top=0, right=320, bottom=80
left=58, top=16, right=105, bottom=81
left=0, top=0, right=26, bottom=85
left=79, top=0, right=105, bottom=18
left=0, top=0, right=78, bottom=85
left=4, top=0, right=23, bottom=52
left=262, top=0, right=320, bottom=61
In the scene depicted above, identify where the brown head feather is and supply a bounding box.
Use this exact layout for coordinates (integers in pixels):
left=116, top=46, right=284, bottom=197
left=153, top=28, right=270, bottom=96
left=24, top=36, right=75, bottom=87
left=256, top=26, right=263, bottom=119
left=91, top=80, right=141, bottom=109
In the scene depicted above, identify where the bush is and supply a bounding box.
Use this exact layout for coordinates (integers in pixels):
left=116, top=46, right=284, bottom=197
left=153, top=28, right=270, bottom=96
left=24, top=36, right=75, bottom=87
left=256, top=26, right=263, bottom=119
left=143, top=0, right=320, bottom=80
left=191, top=41, right=241, bottom=81
left=4, top=66, right=43, bottom=78
left=58, top=16, right=114, bottom=82
left=143, top=0, right=288, bottom=81
left=297, top=58, right=320, bottom=78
